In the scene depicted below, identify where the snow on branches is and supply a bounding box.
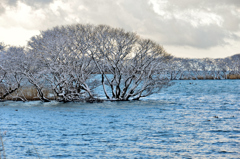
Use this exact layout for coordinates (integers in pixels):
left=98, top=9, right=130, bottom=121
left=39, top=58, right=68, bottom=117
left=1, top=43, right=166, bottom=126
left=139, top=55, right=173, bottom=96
left=0, top=45, right=25, bottom=101
left=91, top=25, right=171, bottom=100
left=26, top=24, right=171, bottom=101
left=4, top=24, right=238, bottom=102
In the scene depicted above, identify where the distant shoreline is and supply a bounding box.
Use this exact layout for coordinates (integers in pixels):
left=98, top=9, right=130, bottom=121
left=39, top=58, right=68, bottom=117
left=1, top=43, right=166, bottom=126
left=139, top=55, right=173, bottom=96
left=177, top=74, right=240, bottom=80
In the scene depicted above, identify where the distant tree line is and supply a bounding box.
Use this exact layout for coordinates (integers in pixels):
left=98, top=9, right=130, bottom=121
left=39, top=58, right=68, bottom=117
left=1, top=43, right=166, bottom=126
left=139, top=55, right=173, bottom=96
left=0, top=24, right=239, bottom=102
left=164, top=55, right=240, bottom=80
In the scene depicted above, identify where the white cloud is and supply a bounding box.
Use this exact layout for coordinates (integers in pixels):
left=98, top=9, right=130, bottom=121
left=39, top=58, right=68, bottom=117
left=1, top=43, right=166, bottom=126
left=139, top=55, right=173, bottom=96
left=0, top=27, right=39, bottom=46
left=0, top=0, right=239, bottom=58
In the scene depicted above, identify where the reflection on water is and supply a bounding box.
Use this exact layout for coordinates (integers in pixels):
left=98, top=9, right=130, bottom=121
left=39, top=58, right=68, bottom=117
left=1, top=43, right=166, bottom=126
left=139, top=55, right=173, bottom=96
left=0, top=80, right=240, bottom=158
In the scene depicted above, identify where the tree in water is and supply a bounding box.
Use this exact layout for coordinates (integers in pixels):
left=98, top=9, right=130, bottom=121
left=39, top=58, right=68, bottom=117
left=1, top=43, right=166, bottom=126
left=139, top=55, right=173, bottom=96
left=91, top=25, right=171, bottom=100
left=27, top=25, right=99, bottom=102
left=0, top=45, right=25, bottom=101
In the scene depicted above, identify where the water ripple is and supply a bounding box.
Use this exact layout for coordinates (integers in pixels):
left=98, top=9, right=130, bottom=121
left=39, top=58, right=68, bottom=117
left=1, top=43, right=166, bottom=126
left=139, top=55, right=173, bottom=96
left=0, top=80, right=240, bottom=158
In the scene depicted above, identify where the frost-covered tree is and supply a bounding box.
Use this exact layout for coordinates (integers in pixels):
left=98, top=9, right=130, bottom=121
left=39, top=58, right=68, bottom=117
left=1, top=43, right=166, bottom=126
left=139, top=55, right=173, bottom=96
left=165, top=57, right=192, bottom=80
left=0, top=42, right=4, bottom=51
left=27, top=25, right=99, bottom=102
left=1, top=24, right=173, bottom=102
left=169, top=55, right=240, bottom=80
left=0, top=45, right=25, bottom=101
left=91, top=25, right=171, bottom=100
left=229, top=54, right=240, bottom=75
left=16, top=49, right=51, bottom=102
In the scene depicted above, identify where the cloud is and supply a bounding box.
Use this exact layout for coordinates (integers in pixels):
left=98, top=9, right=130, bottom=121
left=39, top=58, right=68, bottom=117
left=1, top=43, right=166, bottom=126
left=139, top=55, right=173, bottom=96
left=0, top=27, right=39, bottom=46
left=0, top=3, right=6, bottom=15
left=148, top=0, right=240, bottom=48
left=4, top=0, right=54, bottom=8
left=4, top=0, right=18, bottom=6
left=166, top=0, right=240, bottom=9
left=0, top=0, right=240, bottom=52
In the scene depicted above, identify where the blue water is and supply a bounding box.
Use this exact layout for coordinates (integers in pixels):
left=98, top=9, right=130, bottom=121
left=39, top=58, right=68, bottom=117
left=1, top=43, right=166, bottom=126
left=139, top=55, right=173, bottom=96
left=0, top=80, right=240, bottom=158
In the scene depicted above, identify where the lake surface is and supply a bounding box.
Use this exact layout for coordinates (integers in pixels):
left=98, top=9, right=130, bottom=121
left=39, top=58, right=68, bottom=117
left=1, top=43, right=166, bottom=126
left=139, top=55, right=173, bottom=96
left=1, top=80, right=240, bottom=158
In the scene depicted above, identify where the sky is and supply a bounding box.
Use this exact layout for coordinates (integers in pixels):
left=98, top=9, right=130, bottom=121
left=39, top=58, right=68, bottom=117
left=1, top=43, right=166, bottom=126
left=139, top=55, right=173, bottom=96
left=0, top=0, right=240, bottom=58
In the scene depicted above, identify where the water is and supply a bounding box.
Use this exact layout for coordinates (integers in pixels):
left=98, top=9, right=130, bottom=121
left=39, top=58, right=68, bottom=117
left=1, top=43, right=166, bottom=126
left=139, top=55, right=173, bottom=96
left=0, top=80, right=240, bottom=158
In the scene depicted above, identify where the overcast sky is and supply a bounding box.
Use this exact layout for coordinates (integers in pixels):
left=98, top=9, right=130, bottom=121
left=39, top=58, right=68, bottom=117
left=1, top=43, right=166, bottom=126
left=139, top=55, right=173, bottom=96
left=0, top=0, right=240, bottom=58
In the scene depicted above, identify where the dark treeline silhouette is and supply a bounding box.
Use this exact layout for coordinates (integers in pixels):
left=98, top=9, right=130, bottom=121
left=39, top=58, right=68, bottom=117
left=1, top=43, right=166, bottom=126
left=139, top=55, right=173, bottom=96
left=0, top=24, right=239, bottom=102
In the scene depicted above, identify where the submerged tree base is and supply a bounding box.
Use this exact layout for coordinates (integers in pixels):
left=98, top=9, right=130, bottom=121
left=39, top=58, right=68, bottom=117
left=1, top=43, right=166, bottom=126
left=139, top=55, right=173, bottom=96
left=85, top=97, right=104, bottom=103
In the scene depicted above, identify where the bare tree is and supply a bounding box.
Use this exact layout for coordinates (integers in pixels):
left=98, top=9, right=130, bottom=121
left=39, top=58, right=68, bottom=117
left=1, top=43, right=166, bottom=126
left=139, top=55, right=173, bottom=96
left=165, top=57, right=186, bottom=80
left=230, top=54, right=240, bottom=76
left=0, top=46, right=25, bottom=101
left=27, top=25, right=99, bottom=102
left=17, top=49, right=51, bottom=102
left=91, top=25, right=171, bottom=100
